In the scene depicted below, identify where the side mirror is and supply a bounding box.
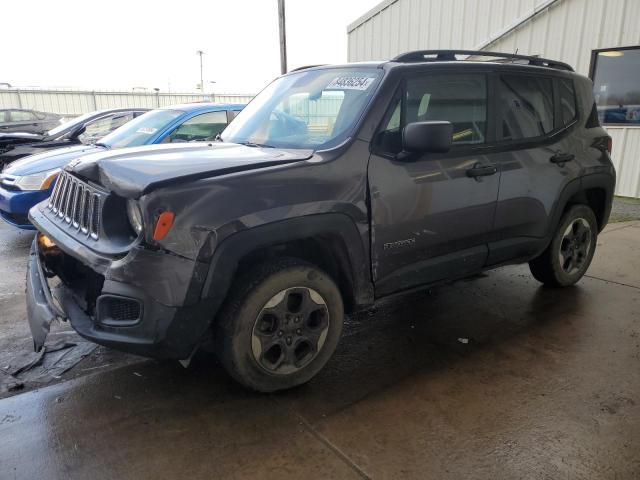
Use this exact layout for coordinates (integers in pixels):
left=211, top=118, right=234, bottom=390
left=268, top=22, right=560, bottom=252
left=402, top=121, right=453, bottom=154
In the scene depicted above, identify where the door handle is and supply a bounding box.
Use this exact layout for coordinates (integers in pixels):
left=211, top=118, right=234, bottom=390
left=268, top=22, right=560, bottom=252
left=466, top=163, right=498, bottom=178
left=550, top=153, right=575, bottom=164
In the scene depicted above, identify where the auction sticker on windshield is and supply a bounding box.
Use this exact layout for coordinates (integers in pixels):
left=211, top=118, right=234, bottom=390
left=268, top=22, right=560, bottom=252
left=326, top=76, right=376, bottom=91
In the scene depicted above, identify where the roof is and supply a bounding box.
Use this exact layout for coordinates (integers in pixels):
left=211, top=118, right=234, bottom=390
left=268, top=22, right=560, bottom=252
left=162, top=102, right=245, bottom=113
left=347, top=0, right=398, bottom=33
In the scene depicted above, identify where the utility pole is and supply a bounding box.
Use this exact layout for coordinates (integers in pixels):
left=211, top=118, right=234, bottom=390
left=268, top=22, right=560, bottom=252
left=277, top=0, right=287, bottom=74
left=196, top=50, right=204, bottom=92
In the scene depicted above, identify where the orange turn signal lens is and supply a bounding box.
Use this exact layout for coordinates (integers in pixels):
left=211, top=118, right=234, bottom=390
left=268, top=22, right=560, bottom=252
left=153, top=211, right=175, bottom=241
left=37, top=233, right=57, bottom=250
left=41, top=171, right=60, bottom=190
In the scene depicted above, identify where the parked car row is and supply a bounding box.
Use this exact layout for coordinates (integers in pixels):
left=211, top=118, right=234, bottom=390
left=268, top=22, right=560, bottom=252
left=14, top=51, right=616, bottom=393
left=0, top=108, right=62, bottom=135
left=0, top=103, right=243, bottom=228
left=0, top=108, right=148, bottom=166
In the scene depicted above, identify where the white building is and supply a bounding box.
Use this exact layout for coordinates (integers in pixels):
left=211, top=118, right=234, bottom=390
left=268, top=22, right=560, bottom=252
left=347, top=0, right=640, bottom=198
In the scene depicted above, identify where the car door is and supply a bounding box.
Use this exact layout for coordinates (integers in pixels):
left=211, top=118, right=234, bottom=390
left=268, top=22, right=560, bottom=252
left=368, top=71, right=501, bottom=296
left=7, top=110, right=40, bottom=133
left=0, top=111, right=8, bottom=131
left=487, top=73, right=583, bottom=265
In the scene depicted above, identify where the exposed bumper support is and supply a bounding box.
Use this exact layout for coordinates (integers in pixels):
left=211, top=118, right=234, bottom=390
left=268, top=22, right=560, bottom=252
left=26, top=239, right=66, bottom=351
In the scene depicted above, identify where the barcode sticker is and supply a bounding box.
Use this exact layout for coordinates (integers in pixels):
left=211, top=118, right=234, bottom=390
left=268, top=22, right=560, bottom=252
left=326, top=76, right=376, bottom=91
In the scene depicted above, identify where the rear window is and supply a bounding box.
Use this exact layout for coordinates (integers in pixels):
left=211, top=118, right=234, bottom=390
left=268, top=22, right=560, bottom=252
left=558, top=78, right=578, bottom=125
left=499, top=75, right=554, bottom=140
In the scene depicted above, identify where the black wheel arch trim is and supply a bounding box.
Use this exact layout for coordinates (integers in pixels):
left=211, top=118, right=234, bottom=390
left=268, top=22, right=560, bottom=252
left=201, top=213, right=374, bottom=319
left=548, top=172, right=615, bottom=241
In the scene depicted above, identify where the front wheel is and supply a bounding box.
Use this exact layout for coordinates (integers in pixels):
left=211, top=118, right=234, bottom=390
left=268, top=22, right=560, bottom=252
left=529, top=204, right=598, bottom=287
left=215, top=258, right=344, bottom=392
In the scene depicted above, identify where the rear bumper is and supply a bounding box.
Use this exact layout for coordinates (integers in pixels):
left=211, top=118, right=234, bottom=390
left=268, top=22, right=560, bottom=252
left=0, top=186, right=50, bottom=229
left=26, top=207, right=215, bottom=359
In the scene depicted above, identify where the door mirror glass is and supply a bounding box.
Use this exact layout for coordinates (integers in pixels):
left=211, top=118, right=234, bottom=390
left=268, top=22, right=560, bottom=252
left=402, top=121, right=453, bottom=153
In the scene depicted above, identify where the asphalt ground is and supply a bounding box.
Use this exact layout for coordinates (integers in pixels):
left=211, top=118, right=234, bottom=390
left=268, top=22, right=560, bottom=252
left=0, top=216, right=638, bottom=479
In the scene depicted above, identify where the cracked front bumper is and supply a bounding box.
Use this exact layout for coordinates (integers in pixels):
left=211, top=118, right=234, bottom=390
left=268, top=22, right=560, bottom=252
left=26, top=239, right=65, bottom=351
left=25, top=229, right=215, bottom=360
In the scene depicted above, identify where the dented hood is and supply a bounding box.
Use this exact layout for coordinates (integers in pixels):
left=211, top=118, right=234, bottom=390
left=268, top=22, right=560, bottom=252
left=67, top=142, right=314, bottom=198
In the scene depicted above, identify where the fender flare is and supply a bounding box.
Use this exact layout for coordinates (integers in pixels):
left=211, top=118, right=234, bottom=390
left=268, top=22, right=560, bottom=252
left=200, top=213, right=374, bottom=319
left=546, top=172, right=615, bottom=242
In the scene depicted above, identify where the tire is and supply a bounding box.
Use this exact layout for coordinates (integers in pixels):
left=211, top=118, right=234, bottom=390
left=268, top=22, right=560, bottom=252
left=529, top=204, right=598, bottom=287
left=215, top=258, right=344, bottom=392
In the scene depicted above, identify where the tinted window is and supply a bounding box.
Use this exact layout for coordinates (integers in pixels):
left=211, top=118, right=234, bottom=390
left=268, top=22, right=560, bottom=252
left=46, top=111, right=110, bottom=137
left=10, top=110, right=36, bottom=121
left=78, top=113, right=134, bottom=144
left=558, top=78, right=577, bottom=125
left=375, top=74, right=487, bottom=154
left=592, top=47, right=640, bottom=125
left=499, top=75, right=554, bottom=140
left=166, top=110, right=228, bottom=142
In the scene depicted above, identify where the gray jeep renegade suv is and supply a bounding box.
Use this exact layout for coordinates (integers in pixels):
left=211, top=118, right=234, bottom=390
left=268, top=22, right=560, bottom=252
left=26, top=51, right=615, bottom=392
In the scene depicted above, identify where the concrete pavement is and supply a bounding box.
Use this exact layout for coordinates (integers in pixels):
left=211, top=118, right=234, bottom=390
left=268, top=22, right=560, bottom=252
left=0, top=222, right=638, bottom=479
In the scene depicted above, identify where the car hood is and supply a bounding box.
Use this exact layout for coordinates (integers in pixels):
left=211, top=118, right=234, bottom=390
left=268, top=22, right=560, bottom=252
left=0, top=131, right=44, bottom=141
left=68, top=142, right=314, bottom=198
left=4, top=144, right=103, bottom=175
left=0, top=132, right=45, bottom=148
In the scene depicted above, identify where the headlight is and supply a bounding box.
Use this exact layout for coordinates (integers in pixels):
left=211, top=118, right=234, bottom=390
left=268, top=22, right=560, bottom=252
left=14, top=168, right=60, bottom=191
left=126, top=200, right=144, bottom=235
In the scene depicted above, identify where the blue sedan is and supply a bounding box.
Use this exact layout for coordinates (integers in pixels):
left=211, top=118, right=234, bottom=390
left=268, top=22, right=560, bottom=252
left=0, top=102, right=244, bottom=229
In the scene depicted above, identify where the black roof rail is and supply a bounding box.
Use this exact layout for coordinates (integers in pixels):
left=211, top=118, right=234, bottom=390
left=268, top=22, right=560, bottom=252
left=289, top=64, right=327, bottom=72
left=391, top=50, right=574, bottom=72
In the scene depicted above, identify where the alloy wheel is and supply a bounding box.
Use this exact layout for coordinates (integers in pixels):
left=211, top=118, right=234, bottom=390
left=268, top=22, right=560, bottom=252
left=558, top=217, right=592, bottom=275
left=251, top=287, right=330, bottom=374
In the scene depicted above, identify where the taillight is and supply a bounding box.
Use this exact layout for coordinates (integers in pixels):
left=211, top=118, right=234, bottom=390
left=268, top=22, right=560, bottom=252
left=606, top=137, right=612, bottom=154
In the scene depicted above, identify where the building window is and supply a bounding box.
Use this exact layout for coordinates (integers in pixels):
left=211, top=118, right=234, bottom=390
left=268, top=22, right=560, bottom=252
left=592, top=47, right=640, bottom=125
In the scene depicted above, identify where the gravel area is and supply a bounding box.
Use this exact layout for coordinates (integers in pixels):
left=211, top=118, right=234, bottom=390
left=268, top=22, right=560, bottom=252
left=610, top=196, right=640, bottom=223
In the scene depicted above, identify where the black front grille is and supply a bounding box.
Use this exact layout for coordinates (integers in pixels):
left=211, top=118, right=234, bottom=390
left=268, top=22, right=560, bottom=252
left=47, top=171, right=102, bottom=239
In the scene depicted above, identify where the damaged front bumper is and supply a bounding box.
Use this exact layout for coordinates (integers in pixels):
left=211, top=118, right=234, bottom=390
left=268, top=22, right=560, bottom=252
left=26, top=208, right=216, bottom=360
left=26, top=240, right=66, bottom=351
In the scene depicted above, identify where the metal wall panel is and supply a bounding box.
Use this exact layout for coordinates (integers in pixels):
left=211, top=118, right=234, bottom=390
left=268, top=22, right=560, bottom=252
left=347, top=0, right=640, bottom=197
left=608, top=127, right=640, bottom=198
left=347, top=0, right=553, bottom=62
left=0, top=89, right=254, bottom=116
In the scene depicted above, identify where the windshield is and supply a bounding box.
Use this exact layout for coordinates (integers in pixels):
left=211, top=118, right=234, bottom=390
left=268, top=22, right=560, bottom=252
left=221, top=67, right=382, bottom=150
left=46, top=111, right=101, bottom=138
left=99, top=109, right=182, bottom=148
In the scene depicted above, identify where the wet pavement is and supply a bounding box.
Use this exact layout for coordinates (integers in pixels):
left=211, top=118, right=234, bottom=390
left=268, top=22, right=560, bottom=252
left=0, top=223, right=141, bottom=396
left=0, top=221, right=639, bottom=479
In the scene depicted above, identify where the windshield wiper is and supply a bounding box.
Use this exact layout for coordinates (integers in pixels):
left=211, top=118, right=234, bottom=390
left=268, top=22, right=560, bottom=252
left=239, top=141, right=275, bottom=148
left=94, top=142, right=111, bottom=149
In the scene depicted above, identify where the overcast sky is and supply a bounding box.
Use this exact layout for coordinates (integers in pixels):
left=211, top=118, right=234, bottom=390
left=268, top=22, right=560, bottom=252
left=2, top=0, right=380, bottom=94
